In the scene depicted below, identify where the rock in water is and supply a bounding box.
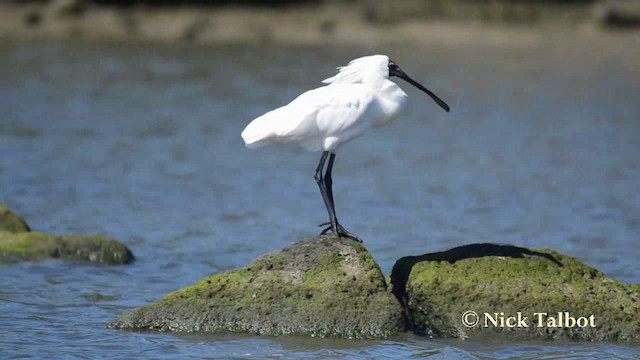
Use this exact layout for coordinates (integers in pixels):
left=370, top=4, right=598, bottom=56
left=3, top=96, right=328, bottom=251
left=110, top=236, right=404, bottom=338
left=0, top=231, right=134, bottom=265
left=391, top=243, right=640, bottom=341
left=0, top=204, right=133, bottom=265
left=0, top=204, right=31, bottom=233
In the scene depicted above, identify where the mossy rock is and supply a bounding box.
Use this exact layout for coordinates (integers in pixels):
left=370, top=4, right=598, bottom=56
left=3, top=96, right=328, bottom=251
left=0, top=231, right=134, bottom=265
left=391, top=243, right=640, bottom=341
left=109, top=236, right=404, bottom=338
left=0, top=204, right=31, bottom=233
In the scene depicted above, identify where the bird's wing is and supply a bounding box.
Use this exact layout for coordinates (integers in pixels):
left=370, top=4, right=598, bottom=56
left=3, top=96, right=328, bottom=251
left=281, top=85, right=376, bottom=136
left=242, top=85, right=377, bottom=150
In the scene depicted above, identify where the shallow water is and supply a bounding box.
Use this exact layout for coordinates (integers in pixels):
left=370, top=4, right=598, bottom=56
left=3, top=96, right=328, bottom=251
left=1, top=37, right=639, bottom=358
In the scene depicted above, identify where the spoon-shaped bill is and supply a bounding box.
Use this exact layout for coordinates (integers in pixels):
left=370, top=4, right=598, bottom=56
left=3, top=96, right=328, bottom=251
left=391, top=67, right=450, bottom=112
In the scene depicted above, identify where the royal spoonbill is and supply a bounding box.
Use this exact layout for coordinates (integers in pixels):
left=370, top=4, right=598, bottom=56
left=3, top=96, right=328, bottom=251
left=241, top=55, right=449, bottom=242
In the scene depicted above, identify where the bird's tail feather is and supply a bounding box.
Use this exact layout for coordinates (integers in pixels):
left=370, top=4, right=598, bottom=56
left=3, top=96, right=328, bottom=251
left=241, top=115, right=277, bottom=149
left=242, top=104, right=322, bottom=150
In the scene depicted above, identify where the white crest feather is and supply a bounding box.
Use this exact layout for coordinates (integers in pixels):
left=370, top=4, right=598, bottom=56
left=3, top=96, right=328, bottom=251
left=322, top=55, right=389, bottom=85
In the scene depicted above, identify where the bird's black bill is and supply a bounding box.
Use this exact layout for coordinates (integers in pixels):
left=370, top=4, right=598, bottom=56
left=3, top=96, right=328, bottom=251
left=390, top=67, right=450, bottom=112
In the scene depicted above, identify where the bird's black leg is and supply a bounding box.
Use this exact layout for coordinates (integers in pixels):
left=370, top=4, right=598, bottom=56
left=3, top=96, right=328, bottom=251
left=314, top=151, right=338, bottom=234
left=324, top=152, right=337, bottom=215
left=317, top=153, right=335, bottom=233
left=318, top=152, right=363, bottom=243
left=318, top=153, right=338, bottom=232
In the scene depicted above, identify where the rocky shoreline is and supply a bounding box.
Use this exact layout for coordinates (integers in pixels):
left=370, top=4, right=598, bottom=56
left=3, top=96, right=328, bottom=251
left=2, top=203, right=638, bottom=340
left=1, top=1, right=639, bottom=47
left=110, top=234, right=640, bottom=341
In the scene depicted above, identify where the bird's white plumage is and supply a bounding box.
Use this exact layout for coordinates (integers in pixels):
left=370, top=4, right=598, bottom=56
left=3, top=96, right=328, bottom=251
left=321, top=55, right=389, bottom=85
left=241, top=55, right=408, bottom=152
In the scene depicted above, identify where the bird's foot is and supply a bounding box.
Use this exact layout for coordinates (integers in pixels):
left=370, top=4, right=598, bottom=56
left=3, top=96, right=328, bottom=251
left=318, top=222, right=363, bottom=243
left=318, top=221, right=331, bottom=234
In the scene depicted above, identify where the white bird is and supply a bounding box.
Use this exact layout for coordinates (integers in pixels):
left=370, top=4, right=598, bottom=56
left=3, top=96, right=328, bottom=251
left=241, top=55, right=449, bottom=242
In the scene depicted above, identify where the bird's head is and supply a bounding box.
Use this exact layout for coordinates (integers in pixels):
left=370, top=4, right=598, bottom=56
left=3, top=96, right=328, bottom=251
left=323, top=55, right=450, bottom=112
left=388, top=59, right=450, bottom=112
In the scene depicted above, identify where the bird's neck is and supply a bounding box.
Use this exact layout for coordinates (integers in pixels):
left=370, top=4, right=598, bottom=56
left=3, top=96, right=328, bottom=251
left=374, top=80, right=408, bottom=126
left=380, top=80, right=408, bottom=103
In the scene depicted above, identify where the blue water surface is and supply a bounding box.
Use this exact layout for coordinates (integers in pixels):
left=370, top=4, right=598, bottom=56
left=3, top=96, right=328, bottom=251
left=1, top=37, right=639, bottom=358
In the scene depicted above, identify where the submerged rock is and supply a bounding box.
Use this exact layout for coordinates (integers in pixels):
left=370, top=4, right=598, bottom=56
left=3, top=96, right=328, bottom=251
left=0, top=231, right=134, bottom=265
left=391, top=243, right=640, bottom=341
left=0, top=204, right=31, bottom=233
left=109, top=236, right=404, bottom=338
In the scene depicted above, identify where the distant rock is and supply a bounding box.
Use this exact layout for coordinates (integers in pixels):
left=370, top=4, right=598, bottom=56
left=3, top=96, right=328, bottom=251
left=593, top=0, right=640, bottom=28
left=391, top=243, right=640, bottom=341
left=0, top=204, right=31, bottom=233
left=0, top=231, right=134, bottom=265
left=110, top=236, right=404, bottom=338
left=0, top=204, right=133, bottom=265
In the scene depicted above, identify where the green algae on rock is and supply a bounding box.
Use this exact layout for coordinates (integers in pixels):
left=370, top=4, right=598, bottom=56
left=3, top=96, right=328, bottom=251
left=0, top=204, right=31, bottom=233
left=109, top=236, right=404, bottom=338
left=0, top=231, right=134, bottom=265
left=0, top=204, right=133, bottom=265
left=391, top=243, right=640, bottom=341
